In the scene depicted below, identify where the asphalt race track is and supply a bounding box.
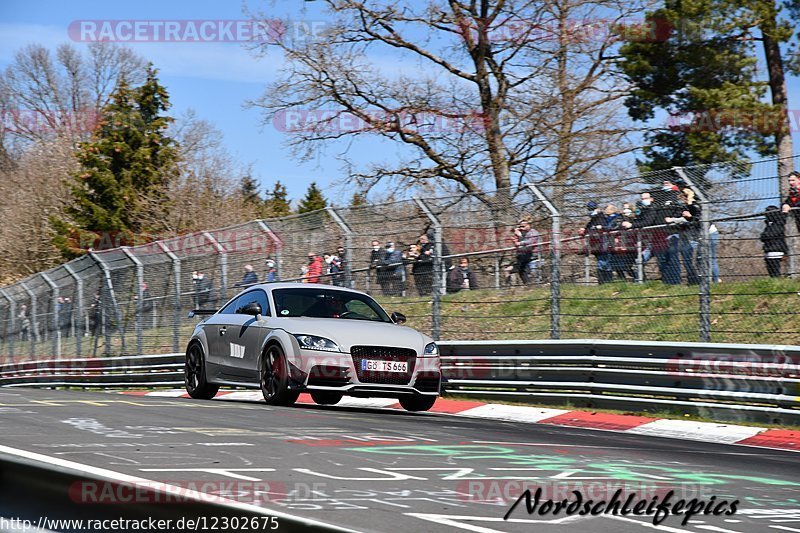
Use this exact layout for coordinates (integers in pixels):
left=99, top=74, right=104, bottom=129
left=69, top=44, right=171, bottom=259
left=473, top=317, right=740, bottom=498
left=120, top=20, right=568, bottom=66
left=0, top=388, right=798, bottom=533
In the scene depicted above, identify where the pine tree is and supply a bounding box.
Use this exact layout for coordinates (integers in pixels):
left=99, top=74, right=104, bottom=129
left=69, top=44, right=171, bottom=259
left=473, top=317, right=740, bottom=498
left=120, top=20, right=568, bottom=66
left=349, top=192, right=367, bottom=207
left=53, top=65, right=178, bottom=257
left=618, top=0, right=795, bottom=174
left=296, top=182, right=327, bottom=213
left=263, top=180, right=292, bottom=217
left=240, top=175, right=262, bottom=206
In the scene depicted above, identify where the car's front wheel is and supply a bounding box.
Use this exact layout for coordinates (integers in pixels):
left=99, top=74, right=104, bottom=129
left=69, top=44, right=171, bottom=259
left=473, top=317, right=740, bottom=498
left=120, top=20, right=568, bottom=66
left=185, top=343, right=219, bottom=400
left=260, top=344, right=299, bottom=406
left=399, top=394, right=437, bottom=412
left=310, top=391, right=343, bottom=405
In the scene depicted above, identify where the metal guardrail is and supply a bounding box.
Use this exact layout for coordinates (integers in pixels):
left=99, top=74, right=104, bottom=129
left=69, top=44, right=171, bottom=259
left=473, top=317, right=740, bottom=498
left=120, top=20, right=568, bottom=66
left=0, top=340, right=798, bottom=424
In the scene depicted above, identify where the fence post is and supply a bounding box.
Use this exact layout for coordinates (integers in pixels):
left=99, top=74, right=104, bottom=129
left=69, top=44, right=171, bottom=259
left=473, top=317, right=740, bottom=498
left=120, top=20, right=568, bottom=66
left=156, top=241, right=181, bottom=353
left=63, top=263, right=83, bottom=357
left=674, top=167, right=711, bottom=342
left=0, top=289, right=16, bottom=359
left=414, top=198, right=442, bottom=341
left=636, top=232, right=644, bottom=283
left=257, top=221, right=283, bottom=281
left=202, top=232, right=227, bottom=303
left=121, top=247, right=144, bottom=356
left=40, top=273, right=60, bottom=359
left=19, top=282, right=37, bottom=357
left=527, top=184, right=561, bottom=339
left=89, top=252, right=126, bottom=356
left=326, top=207, right=353, bottom=288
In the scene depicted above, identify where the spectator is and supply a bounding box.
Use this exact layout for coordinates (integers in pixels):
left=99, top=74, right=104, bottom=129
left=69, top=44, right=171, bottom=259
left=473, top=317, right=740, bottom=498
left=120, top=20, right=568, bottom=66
left=89, top=293, right=102, bottom=336
left=653, top=183, right=683, bottom=284
left=235, top=265, right=258, bottom=288
left=447, top=257, right=478, bottom=293
left=761, top=205, right=788, bottom=277
left=193, top=271, right=214, bottom=308
left=18, top=303, right=30, bottom=341
left=668, top=190, right=701, bottom=285
left=632, top=193, right=659, bottom=280
left=613, top=209, right=637, bottom=281
left=369, top=239, right=384, bottom=291
left=336, top=246, right=348, bottom=286
left=304, top=253, right=324, bottom=283
left=57, top=296, right=73, bottom=337
left=413, top=235, right=434, bottom=295
left=581, top=202, right=613, bottom=284
left=600, top=204, right=621, bottom=283
left=264, top=258, right=278, bottom=282
left=378, top=242, right=404, bottom=296
left=324, top=253, right=344, bottom=286
left=782, top=171, right=800, bottom=232
left=512, top=217, right=540, bottom=285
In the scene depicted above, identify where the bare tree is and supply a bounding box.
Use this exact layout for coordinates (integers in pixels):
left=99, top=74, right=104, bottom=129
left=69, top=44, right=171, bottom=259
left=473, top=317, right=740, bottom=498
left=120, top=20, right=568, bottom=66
left=138, top=111, right=260, bottom=235
left=0, top=42, right=146, bottom=149
left=250, top=0, right=648, bottom=202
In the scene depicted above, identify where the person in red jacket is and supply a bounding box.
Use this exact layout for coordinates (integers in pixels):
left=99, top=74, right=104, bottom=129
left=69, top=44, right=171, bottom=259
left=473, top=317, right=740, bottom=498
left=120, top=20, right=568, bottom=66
left=303, top=253, right=325, bottom=283
left=781, top=171, right=800, bottom=232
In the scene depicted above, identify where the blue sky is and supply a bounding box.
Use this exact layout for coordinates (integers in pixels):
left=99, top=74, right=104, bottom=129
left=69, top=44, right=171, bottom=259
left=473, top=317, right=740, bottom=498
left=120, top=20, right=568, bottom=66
left=1, top=0, right=799, bottom=204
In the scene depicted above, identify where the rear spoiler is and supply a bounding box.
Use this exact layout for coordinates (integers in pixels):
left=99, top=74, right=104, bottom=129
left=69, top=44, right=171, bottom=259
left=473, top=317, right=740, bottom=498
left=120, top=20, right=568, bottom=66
left=188, top=309, right=217, bottom=318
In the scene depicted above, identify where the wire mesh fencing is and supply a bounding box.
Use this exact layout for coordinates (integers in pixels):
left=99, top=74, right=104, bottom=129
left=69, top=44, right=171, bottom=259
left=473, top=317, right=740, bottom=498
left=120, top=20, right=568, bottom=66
left=0, top=153, right=798, bottom=362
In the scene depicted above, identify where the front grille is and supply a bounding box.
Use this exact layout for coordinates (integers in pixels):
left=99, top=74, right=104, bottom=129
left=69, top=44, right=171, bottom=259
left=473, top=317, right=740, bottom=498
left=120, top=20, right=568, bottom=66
left=351, top=346, right=416, bottom=385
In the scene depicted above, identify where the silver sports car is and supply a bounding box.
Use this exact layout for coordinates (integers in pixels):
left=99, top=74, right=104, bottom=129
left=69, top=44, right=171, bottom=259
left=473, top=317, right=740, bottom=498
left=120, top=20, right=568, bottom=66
left=184, top=283, right=441, bottom=411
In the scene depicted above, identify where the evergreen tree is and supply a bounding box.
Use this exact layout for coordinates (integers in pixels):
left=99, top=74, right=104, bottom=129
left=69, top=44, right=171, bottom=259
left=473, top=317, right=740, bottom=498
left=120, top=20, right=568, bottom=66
left=618, top=0, right=795, bottom=175
left=240, top=175, right=262, bottom=206
left=296, top=181, right=327, bottom=213
left=53, top=65, right=177, bottom=256
left=263, top=180, right=292, bottom=217
left=349, top=192, right=367, bottom=207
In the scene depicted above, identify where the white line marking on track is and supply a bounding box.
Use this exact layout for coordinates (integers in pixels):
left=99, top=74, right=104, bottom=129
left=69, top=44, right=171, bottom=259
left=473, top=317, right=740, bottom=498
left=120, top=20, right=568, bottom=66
left=605, top=515, right=710, bottom=532
left=771, top=526, right=800, bottom=532
left=405, top=513, right=583, bottom=533
left=0, top=444, right=354, bottom=531
left=696, top=525, right=747, bottom=532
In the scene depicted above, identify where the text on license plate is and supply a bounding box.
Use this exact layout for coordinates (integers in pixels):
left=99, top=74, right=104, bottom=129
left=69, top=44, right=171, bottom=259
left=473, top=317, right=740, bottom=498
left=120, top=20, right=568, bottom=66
left=361, top=359, right=408, bottom=372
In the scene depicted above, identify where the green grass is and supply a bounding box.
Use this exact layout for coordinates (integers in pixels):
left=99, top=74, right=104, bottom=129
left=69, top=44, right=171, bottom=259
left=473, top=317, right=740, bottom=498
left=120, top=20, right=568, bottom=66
left=376, top=277, right=800, bottom=343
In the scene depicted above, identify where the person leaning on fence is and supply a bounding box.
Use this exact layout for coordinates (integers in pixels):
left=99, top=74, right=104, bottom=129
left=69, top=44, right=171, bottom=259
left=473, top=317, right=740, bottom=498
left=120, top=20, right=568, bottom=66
left=446, top=257, right=478, bottom=293
left=369, top=239, right=384, bottom=291
left=612, top=206, right=637, bottom=281
left=512, top=217, right=540, bottom=285
left=264, top=257, right=278, bottom=282
left=304, top=253, right=324, bottom=284
left=782, top=171, right=800, bottom=232
left=89, top=293, right=102, bottom=336
left=413, top=234, right=434, bottom=295
left=761, top=205, right=788, bottom=278
left=192, top=271, right=214, bottom=308
left=652, top=181, right=683, bottom=284
left=666, top=188, right=701, bottom=285
left=324, top=253, right=344, bottom=286
left=378, top=242, right=404, bottom=296
left=18, top=303, right=30, bottom=341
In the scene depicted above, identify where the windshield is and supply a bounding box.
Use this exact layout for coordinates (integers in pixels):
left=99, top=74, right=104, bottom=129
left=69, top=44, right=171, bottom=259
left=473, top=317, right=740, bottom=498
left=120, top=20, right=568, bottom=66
left=272, top=288, right=392, bottom=323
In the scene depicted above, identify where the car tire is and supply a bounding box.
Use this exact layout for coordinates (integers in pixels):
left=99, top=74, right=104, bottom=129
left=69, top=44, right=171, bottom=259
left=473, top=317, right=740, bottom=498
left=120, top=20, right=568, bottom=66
left=310, top=391, right=343, bottom=405
left=260, top=344, right=299, bottom=406
left=185, top=343, right=219, bottom=400
left=399, top=394, right=437, bottom=412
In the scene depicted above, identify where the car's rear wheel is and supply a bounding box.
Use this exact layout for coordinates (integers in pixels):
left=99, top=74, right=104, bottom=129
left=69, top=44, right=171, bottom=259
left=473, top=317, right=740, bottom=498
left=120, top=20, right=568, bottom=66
left=310, top=391, right=343, bottom=405
left=185, top=343, right=219, bottom=400
left=261, top=344, right=299, bottom=406
left=399, top=394, right=437, bottom=412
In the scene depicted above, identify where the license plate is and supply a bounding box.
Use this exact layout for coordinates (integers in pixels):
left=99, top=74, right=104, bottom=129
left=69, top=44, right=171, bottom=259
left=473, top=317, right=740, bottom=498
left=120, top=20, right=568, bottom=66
left=361, top=359, right=408, bottom=373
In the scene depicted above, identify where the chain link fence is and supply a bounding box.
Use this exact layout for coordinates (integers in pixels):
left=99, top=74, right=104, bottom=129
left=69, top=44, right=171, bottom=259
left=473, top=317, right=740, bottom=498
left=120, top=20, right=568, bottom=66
left=0, top=154, right=798, bottom=361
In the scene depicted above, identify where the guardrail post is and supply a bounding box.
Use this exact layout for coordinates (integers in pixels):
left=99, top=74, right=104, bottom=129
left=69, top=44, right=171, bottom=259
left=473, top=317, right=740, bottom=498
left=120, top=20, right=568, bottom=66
left=19, top=282, right=38, bottom=357
left=63, top=263, right=84, bottom=356
left=257, top=221, right=283, bottom=281
left=0, top=289, right=16, bottom=358
left=121, top=247, right=144, bottom=356
left=527, top=184, right=561, bottom=339
left=89, top=252, right=126, bottom=356
left=202, top=232, right=228, bottom=303
left=156, top=242, right=182, bottom=353
left=326, top=207, right=353, bottom=288
left=415, top=198, right=442, bottom=340
left=40, top=273, right=60, bottom=358
left=674, top=167, right=712, bottom=342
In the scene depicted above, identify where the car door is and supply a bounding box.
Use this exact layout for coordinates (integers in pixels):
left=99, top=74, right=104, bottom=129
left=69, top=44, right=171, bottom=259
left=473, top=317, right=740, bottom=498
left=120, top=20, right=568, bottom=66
left=203, top=295, right=241, bottom=372
left=225, top=289, right=272, bottom=382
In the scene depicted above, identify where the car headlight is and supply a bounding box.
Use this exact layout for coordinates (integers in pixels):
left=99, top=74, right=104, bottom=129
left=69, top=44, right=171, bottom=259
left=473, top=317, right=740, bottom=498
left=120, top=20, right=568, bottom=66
left=294, top=334, right=340, bottom=352
left=423, top=342, right=438, bottom=356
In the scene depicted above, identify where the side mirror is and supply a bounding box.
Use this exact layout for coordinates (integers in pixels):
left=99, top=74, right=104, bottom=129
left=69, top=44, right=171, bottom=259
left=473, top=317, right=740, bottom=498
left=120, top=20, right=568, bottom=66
left=240, top=302, right=262, bottom=316
left=391, top=311, right=407, bottom=324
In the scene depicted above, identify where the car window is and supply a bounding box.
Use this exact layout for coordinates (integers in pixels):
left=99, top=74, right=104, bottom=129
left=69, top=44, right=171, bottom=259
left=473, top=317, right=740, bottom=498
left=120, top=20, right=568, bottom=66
left=235, top=290, right=270, bottom=316
left=272, top=288, right=391, bottom=322
left=218, top=295, right=241, bottom=315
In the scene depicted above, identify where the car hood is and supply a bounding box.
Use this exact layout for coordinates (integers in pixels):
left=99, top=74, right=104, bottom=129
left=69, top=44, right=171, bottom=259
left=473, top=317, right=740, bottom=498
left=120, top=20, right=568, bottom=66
left=273, top=317, right=430, bottom=353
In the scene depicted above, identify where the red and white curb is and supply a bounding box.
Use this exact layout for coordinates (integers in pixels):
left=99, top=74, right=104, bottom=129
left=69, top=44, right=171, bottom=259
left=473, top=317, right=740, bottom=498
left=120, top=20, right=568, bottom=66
left=120, top=389, right=800, bottom=453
